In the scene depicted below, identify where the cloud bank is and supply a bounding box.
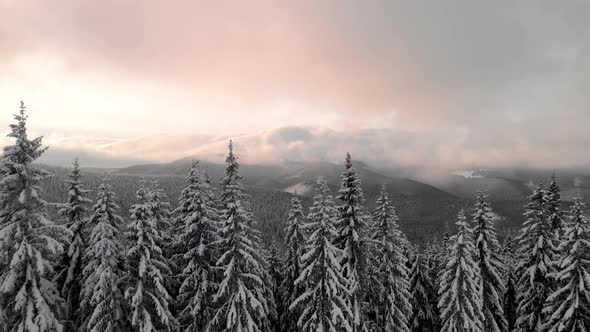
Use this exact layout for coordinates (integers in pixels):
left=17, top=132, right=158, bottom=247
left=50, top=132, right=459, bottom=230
left=1, top=0, right=590, bottom=169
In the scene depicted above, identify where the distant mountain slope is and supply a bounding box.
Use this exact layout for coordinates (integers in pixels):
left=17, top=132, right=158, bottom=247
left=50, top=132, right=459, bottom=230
left=44, top=160, right=590, bottom=244
left=112, top=159, right=464, bottom=243
left=431, top=168, right=590, bottom=203
left=116, top=159, right=454, bottom=199
left=430, top=174, right=529, bottom=201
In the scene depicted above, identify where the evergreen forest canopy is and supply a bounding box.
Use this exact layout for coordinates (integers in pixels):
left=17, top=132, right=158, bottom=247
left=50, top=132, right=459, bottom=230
left=1, top=102, right=589, bottom=331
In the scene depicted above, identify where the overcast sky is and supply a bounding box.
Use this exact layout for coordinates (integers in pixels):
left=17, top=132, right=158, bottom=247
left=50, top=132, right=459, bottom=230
left=1, top=0, right=589, bottom=169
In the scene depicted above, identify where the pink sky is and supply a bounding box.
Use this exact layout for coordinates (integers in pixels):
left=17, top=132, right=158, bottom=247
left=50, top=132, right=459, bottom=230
left=1, top=0, right=589, bottom=169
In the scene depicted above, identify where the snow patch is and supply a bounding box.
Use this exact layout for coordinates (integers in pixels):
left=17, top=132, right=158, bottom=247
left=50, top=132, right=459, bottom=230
left=284, top=182, right=312, bottom=195
left=451, top=170, right=483, bottom=179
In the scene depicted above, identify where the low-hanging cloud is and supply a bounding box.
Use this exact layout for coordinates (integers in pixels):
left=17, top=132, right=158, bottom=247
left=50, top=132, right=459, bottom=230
left=24, top=124, right=590, bottom=172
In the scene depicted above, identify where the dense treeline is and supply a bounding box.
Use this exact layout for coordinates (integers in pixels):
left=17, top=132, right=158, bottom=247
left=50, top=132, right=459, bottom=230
left=1, top=103, right=590, bottom=331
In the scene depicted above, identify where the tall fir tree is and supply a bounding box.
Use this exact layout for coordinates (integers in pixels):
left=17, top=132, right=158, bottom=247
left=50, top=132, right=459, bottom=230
left=280, top=196, right=307, bottom=332
left=335, top=153, right=369, bottom=331
left=370, top=185, right=412, bottom=331
left=79, top=178, right=128, bottom=332
left=170, top=161, right=202, bottom=292
left=264, top=243, right=283, bottom=332
left=54, top=158, right=92, bottom=329
left=545, top=174, right=564, bottom=239
left=290, top=177, right=352, bottom=332
left=423, top=242, right=442, bottom=330
left=408, top=253, right=438, bottom=332
left=437, top=210, right=484, bottom=332
left=0, top=102, right=69, bottom=331
left=435, top=223, right=452, bottom=314
left=515, top=183, right=556, bottom=332
left=471, top=192, right=507, bottom=332
left=544, top=197, right=590, bottom=331
left=124, top=182, right=174, bottom=331
left=211, top=141, right=275, bottom=331
left=175, top=161, right=220, bottom=331
left=502, top=235, right=519, bottom=332
left=146, top=180, right=173, bottom=244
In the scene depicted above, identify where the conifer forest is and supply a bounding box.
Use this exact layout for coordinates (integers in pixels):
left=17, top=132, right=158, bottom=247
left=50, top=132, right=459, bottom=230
left=2, top=103, right=590, bottom=332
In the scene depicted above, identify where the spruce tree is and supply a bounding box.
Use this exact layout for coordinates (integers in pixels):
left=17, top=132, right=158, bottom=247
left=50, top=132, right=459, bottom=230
left=170, top=161, right=202, bottom=292
left=290, top=177, right=352, bottom=331
left=265, top=243, right=283, bottom=332
left=423, top=242, right=442, bottom=330
left=437, top=210, right=483, bottom=332
left=544, top=197, right=590, bottom=331
left=408, top=253, right=438, bottom=332
left=545, top=174, right=564, bottom=239
left=471, top=192, right=507, bottom=332
left=335, top=153, right=369, bottom=331
left=211, top=141, right=275, bottom=331
left=280, top=196, right=307, bottom=332
left=54, top=158, right=92, bottom=328
left=515, top=183, right=556, bottom=332
left=370, top=185, right=411, bottom=331
left=175, top=161, right=220, bottom=331
left=80, top=178, right=128, bottom=331
left=0, top=101, right=69, bottom=331
left=124, top=182, right=174, bottom=331
left=502, top=235, right=519, bottom=332
left=146, top=180, right=173, bottom=243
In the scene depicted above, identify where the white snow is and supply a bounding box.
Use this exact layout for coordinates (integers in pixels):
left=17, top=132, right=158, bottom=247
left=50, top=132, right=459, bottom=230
left=284, top=182, right=313, bottom=195
left=451, top=170, right=483, bottom=179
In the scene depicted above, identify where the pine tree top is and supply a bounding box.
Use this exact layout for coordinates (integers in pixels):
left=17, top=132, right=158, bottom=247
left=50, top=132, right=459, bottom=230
left=372, top=184, right=400, bottom=237
left=338, top=152, right=364, bottom=204
left=2, top=101, right=48, bottom=168
left=91, top=178, right=124, bottom=226
left=544, top=174, right=563, bottom=234
left=223, top=140, right=241, bottom=181
left=286, top=196, right=306, bottom=237
left=472, top=190, right=500, bottom=248
left=560, top=196, right=589, bottom=254
left=454, top=210, right=470, bottom=245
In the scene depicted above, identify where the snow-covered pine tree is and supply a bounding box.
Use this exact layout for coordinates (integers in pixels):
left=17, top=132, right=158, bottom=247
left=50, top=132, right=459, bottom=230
left=335, top=152, right=369, bottom=331
left=435, top=223, right=452, bottom=300
left=54, top=157, right=92, bottom=328
left=515, top=183, right=556, bottom=332
left=0, top=101, right=70, bottom=332
left=124, top=181, right=174, bottom=332
left=290, top=177, right=352, bottom=331
left=502, top=235, right=519, bottom=332
left=211, top=140, right=275, bottom=331
left=280, top=196, right=307, bottom=332
left=146, top=180, right=173, bottom=243
left=79, top=178, right=128, bottom=331
left=370, top=184, right=412, bottom=332
left=441, top=221, right=451, bottom=257
left=471, top=192, right=507, bottom=332
left=409, top=253, right=438, bottom=332
left=175, top=161, right=220, bottom=331
left=545, top=174, right=564, bottom=239
left=170, top=161, right=202, bottom=282
left=265, top=243, right=283, bottom=332
left=423, top=242, right=442, bottom=330
left=437, top=210, right=483, bottom=332
left=402, top=241, right=414, bottom=272
left=543, top=197, right=590, bottom=331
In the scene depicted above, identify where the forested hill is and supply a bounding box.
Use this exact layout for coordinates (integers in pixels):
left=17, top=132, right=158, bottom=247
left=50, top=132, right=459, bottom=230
left=117, top=159, right=468, bottom=243
left=39, top=160, right=466, bottom=244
